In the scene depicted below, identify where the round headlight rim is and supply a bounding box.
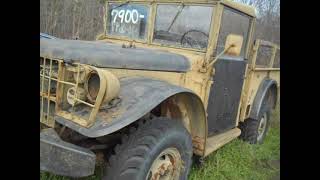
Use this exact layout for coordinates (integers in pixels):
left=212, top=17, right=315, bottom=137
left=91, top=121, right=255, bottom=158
left=84, top=70, right=101, bottom=103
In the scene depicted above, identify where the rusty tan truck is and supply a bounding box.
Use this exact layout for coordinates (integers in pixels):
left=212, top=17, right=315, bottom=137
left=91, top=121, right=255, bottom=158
left=40, top=0, right=280, bottom=179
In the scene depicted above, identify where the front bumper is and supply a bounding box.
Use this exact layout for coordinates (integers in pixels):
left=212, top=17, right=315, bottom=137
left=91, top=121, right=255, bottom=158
left=40, top=128, right=96, bottom=177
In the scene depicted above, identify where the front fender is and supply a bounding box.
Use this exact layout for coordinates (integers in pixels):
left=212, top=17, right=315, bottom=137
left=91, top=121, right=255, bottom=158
left=55, top=77, right=205, bottom=138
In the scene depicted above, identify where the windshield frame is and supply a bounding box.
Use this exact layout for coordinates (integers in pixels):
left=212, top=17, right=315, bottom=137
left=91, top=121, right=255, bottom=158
left=105, top=1, right=217, bottom=53
left=105, top=1, right=257, bottom=57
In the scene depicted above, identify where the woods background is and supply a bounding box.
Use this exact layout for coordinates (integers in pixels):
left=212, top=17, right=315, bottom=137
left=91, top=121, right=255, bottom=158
left=40, top=0, right=279, bottom=44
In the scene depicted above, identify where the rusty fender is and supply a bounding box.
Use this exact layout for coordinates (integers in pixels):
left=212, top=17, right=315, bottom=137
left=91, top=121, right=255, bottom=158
left=55, top=77, right=206, bottom=140
left=249, top=78, right=278, bottom=120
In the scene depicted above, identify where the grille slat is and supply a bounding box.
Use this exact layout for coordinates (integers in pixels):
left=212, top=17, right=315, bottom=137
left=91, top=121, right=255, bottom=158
left=40, top=58, right=46, bottom=125
left=46, top=59, right=53, bottom=125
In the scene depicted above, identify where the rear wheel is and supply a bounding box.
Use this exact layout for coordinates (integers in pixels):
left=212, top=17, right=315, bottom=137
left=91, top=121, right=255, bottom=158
left=239, top=87, right=275, bottom=144
left=239, top=106, right=270, bottom=144
left=239, top=112, right=270, bottom=144
left=104, top=117, right=193, bottom=180
left=257, top=112, right=269, bottom=142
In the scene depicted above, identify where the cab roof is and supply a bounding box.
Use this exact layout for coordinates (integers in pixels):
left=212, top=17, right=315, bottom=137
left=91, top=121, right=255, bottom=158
left=106, top=0, right=256, bottom=17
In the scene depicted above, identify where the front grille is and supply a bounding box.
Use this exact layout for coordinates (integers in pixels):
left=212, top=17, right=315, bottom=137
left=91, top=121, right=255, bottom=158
left=40, top=58, right=59, bottom=127
left=40, top=57, right=101, bottom=128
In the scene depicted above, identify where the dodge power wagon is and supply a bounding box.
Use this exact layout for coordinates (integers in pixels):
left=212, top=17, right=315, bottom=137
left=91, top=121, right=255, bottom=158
left=40, top=0, right=280, bottom=179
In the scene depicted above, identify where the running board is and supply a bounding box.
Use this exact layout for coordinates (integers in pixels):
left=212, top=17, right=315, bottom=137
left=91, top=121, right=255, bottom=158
left=204, top=128, right=241, bottom=157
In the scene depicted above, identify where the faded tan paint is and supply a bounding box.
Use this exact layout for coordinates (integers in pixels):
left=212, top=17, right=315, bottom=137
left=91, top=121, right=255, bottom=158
left=40, top=0, right=279, bottom=157
left=239, top=40, right=280, bottom=122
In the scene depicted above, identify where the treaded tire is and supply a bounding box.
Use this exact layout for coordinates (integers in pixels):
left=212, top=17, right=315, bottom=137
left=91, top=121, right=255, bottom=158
left=239, top=105, right=270, bottom=144
left=103, top=117, right=193, bottom=180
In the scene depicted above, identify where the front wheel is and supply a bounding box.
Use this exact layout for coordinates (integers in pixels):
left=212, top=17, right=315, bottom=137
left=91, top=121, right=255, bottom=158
left=104, top=117, right=193, bottom=180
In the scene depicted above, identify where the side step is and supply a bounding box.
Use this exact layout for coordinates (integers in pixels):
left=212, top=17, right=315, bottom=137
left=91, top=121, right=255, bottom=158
left=204, top=128, right=241, bottom=157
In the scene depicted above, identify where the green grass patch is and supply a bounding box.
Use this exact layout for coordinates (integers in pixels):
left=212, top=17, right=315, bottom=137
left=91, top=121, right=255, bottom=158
left=41, top=107, right=280, bottom=180
left=189, top=106, right=280, bottom=180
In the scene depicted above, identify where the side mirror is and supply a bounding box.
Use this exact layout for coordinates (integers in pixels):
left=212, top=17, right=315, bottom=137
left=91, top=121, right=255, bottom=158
left=206, top=34, right=244, bottom=68
left=224, top=34, right=243, bottom=56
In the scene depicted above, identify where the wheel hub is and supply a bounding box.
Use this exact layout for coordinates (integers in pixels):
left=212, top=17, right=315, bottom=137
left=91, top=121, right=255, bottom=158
left=146, top=148, right=182, bottom=180
left=257, top=112, right=267, bottom=141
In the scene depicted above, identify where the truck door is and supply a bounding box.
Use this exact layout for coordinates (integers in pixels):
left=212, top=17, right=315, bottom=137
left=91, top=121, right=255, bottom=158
left=207, top=7, right=253, bottom=136
left=207, top=57, right=246, bottom=136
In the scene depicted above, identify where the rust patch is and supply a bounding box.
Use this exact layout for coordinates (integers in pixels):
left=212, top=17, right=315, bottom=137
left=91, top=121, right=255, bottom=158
left=192, top=136, right=205, bottom=154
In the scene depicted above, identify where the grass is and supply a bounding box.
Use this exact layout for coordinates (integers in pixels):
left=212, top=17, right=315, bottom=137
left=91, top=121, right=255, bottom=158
left=41, top=107, right=280, bottom=180
left=189, top=107, right=280, bottom=180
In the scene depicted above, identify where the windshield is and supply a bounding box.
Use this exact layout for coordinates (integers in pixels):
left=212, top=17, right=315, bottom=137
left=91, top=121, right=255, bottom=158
left=107, top=3, right=149, bottom=39
left=153, top=5, right=214, bottom=50
left=106, top=3, right=214, bottom=50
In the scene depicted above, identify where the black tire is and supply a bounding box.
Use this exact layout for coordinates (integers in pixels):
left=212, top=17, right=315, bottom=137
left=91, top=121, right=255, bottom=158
left=239, top=106, right=271, bottom=144
left=104, top=117, right=193, bottom=180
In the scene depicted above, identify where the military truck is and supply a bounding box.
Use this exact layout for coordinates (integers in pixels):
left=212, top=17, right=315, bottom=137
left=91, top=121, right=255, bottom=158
left=40, top=0, right=280, bottom=179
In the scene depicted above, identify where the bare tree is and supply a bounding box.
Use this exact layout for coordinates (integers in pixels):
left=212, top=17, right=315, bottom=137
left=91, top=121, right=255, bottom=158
left=40, top=0, right=105, bottom=40
left=235, top=0, right=280, bottom=45
left=40, top=0, right=279, bottom=45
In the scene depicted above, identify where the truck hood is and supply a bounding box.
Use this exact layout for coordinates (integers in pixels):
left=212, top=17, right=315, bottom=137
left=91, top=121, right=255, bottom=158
left=40, top=39, right=190, bottom=72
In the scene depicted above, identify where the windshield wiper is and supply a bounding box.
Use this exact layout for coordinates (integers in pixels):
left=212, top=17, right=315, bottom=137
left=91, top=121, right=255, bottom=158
left=167, top=4, right=185, bottom=32
left=110, top=1, right=129, bottom=11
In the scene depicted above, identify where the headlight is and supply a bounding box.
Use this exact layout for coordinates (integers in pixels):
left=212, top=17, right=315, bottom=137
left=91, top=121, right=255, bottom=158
left=65, top=65, right=120, bottom=107
left=85, top=71, right=100, bottom=103
left=84, top=68, right=120, bottom=104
